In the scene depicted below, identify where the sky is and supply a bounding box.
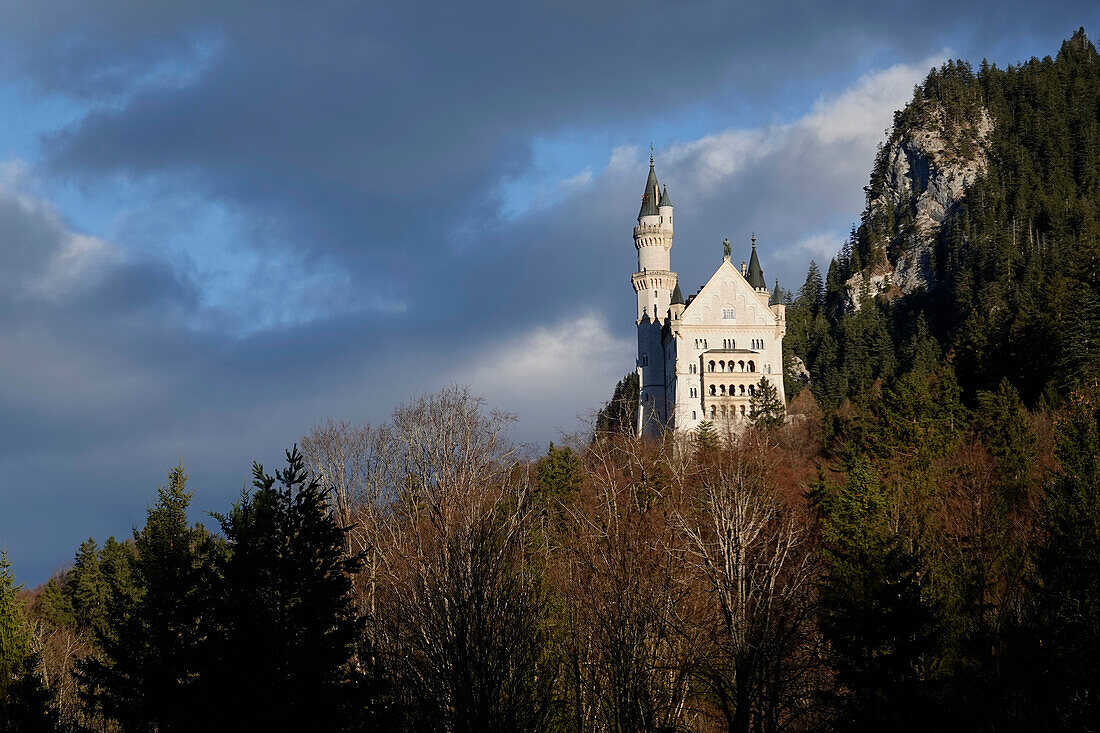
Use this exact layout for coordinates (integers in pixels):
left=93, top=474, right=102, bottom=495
left=2, top=0, right=1099, bottom=584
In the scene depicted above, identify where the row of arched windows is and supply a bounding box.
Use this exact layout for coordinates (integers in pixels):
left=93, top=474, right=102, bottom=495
left=709, top=383, right=757, bottom=397
left=707, top=360, right=755, bottom=373
left=710, top=405, right=747, bottom=419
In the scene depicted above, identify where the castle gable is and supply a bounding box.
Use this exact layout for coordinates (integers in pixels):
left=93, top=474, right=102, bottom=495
left=681, top=258, right=774, bottom=327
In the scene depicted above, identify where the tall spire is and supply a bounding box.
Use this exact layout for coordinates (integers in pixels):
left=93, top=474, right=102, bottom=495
left=746, top=232, right=766, bottom=289
left=638, top=149, right=660, bottom=218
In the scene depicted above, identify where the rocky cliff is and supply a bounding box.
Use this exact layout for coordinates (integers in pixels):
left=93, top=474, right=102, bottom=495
left=846, top=101, right=993, bottom=308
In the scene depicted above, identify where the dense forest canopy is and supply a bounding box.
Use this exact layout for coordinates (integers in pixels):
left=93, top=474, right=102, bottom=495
left=4, top=31, right=1100, bottom=733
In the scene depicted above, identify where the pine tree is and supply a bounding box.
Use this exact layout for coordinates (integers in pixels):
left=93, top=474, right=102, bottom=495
left=0, top=551, right=30, bottom=699
left=70, top=538, right=109, bottom=637
left=818, top=460, right=943, bottom=732
left=1025, top=383, right=1100, bottom=728
left=206, top=446, right=368, bottom=731
left=693, top=420, right=719, bottom=454
left=78, top=462, right=218, bottom=732
left=749, top=376, right=785, bottom=430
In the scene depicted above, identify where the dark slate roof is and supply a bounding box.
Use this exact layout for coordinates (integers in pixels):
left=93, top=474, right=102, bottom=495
left=658, top=185, right=672, bottom=207
left=637, top=161, right=660, bottom=218
left=747, top=238, right=766, bottom=289
left=671, top=282, right=684, bottom=305
left=769, top=278, right=783, bottom=305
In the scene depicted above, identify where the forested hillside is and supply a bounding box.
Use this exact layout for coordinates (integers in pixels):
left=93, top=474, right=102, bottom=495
left=3, top=31, right=1100, bottom=733
left=786, top=28, right=1100, bottom=409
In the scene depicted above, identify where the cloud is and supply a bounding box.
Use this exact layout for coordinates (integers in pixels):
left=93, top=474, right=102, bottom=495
left=0, top=170, right=120, bottom=301
left=460, top=312, right=633, bottom=437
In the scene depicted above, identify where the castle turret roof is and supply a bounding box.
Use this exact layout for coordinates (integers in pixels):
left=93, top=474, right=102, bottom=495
left=747, top=235, right=766, bottom=289
left=658, top=185, right=672, bottom=208
left=637, top=156, right=660, bottom=219
left=671, top=282, right=684, bottom=305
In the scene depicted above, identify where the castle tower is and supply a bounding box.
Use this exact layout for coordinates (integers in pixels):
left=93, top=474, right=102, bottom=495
left=632, top=153, right=677, bottom=437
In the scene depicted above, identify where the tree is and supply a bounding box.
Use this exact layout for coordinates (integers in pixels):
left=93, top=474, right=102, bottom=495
left=0, top=551, right=31, bottom=699
left=78, top=463, right=219, bottom=732
left=596, top=373, right=640, bottom=437
left=369, top=387, right=557, bottom=732
left=749, top=377, right=785, bottom=430
left=207, top=446, right=369, bottom=731
left=674, top=444, right=818, bottom=732
left=818, top=459, right=944, bottom=732
left=694, top=420, right=719, bottom=454
left=1025, top=383, right=1100, bottom=728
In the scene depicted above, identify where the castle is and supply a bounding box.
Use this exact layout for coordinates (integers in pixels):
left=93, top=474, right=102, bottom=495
left=632, top=156, right=786, bottom=438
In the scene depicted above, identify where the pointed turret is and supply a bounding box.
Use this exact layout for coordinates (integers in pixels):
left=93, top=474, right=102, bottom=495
left=637, top=154, right=660, bottom=219
left=658, top=185, right=672, bottom=208
left=746, top=233, right=766, bottom=290
left=671, top=282, right=684, bottom=305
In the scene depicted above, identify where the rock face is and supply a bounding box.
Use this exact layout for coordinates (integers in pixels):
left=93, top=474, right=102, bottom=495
left=846, top=104, right=992, bottom=308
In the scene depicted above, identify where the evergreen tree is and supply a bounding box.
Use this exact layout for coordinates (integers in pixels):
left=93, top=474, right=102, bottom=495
left=595, top=372, right=640, bottom=437
left=69, top=538, right=109, bottom=637
left=206, top=446, right=368, bottom=731
left=693, top=420, right=719, bottom=454
left=749, top=376, right=785, bottom=430
left=78, top=463, right=218, bottom=732
left=818, top=460, right=943, bottom=732
left=0, top=551, right=30, bottom=700
left=1025, top=383, right=1100, bottom=728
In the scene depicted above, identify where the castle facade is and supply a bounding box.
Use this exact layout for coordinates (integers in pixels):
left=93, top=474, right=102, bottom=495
left=632, top=157, right=786, bottom=437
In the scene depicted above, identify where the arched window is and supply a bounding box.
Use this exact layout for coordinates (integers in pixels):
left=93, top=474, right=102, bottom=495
left=641, top=355, right=648, bottom=366
left=738, top=360, right=745, bottom=372
left=739, top=384, right=746, bottom=395
left=692, top=410, right=696, bottom=420
left=709, top=385, right=716, bottom=396
left=720, top=385, right=726, bottom=396
left=729, top=385, right=735, bottom=396
left=749, top=384, right=756, bottom=396
left=748, top=361, right=755, bottom=373
left=718, top=360, right=726, bottom=372
left=708, top=361, right=715, bottom=372
left=740, top=405, right=746, bottom=416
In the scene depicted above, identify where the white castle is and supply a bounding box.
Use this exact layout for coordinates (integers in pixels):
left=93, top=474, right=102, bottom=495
left=632, top=155, right=786, bottom=438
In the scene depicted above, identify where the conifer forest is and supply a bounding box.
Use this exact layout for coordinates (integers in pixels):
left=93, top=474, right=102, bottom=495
left=6, top=30, right=1100, bottom=733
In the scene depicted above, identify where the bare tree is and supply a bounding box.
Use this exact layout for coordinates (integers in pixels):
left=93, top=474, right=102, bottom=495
left=673, top=433, right=820, bottom=733
left=557, top=432, right=707, bottom=733
left=364, top=386, right=557, bottom=732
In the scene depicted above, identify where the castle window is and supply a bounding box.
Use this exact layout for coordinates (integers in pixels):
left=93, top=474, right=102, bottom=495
left=692, top=411, right=696, bottom=420
left=729, top=384, right=735, bottom=395
left=748, top=360, right=755, bottom=372
left=708, top=361, right=715, bottom=372
left=710, top=407, right=716, bottom=418
left=720, top=385, right=726, bottom=396
left=749, top=384, right=756, bottom=396
left=641, top=355, right=648, bottom=366
left=740, top=405, right=746, bottom=416
left=738, top=360, right=745, bottom=372
left=709, top=385, right=716, bottom=396
left=722, top=308, right=735, bottom=319
left=718, top=360, right=726, bottom=372
left=740, top=385, right=746, bottom=395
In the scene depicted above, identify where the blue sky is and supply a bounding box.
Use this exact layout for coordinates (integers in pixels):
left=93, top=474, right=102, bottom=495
left=2, top=0, right=1098, bottom=584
